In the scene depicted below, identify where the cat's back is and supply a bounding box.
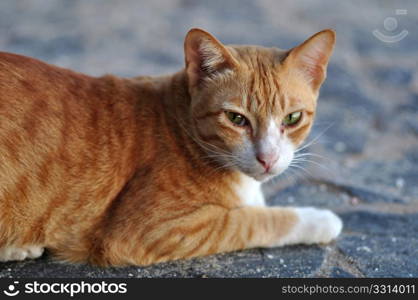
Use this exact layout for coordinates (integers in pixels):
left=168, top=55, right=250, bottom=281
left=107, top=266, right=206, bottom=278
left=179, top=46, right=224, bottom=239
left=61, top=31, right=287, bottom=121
left=0, top=51, right=97, bottom=109
left=0, top=51, right=141, bottom=176
left=0, top=51, right=108, bottom=166
left=0, top=51, right=91, bottom=83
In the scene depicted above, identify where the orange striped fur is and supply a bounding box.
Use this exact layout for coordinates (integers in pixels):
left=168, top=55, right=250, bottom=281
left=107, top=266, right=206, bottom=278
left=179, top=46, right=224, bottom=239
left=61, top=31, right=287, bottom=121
left=0, top=29, right=342, bottom=266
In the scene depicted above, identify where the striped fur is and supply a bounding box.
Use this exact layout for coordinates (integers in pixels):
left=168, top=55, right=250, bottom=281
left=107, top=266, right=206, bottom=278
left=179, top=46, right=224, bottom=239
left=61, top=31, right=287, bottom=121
left=0, top=29, right=341, bottom=266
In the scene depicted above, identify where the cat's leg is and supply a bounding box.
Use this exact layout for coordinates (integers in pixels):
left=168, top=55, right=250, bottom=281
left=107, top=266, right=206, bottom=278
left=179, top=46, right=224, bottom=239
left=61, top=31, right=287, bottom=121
left=103, top=205, right=342, bottom=265
left=0, top=245, right=44, bottom=262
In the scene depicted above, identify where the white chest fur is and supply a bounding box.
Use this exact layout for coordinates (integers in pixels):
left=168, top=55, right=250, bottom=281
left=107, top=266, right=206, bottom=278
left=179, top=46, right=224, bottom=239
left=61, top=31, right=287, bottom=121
left=234, top=174, right=265, bottom=206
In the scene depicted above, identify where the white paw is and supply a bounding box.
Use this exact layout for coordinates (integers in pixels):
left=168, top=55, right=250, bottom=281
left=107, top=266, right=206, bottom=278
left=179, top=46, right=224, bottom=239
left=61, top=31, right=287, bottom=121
left=0, top=245, right=44, bottom=262
left=277, top=207, right=342, bottom=246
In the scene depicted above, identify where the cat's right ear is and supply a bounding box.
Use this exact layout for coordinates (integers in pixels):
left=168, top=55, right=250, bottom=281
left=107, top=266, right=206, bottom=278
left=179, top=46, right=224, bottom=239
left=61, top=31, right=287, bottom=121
left=184, top=28, right=237, bottom=89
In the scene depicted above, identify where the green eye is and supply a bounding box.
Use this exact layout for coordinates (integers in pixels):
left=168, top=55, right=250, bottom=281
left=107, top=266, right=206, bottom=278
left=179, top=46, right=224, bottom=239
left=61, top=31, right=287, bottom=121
left=225, top=111, right=248, bottom=126
left=283, top=111, right=302, bottom=126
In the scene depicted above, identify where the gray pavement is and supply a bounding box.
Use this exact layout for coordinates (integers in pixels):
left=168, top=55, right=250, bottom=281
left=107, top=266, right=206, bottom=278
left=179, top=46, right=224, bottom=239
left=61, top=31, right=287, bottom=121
left=0, top=0, right=417, bottom=277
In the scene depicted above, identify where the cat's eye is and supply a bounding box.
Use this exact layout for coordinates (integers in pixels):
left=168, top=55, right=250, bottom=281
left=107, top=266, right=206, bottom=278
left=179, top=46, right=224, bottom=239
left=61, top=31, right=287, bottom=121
left=283, top=111, right=302, bottom=126
left=225, top=111, right=248, bottom=126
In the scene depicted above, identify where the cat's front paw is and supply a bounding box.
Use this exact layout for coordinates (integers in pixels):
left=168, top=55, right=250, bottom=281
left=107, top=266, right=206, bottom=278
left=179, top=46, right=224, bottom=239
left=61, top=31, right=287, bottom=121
left=0, top=245, right=44, bottom=262
left=277, top=207, right=343, bottom=246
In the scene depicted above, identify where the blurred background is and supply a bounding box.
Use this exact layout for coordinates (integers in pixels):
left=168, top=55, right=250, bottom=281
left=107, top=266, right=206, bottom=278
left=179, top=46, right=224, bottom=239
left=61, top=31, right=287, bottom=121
left=0, top=0, right=417, bottom=277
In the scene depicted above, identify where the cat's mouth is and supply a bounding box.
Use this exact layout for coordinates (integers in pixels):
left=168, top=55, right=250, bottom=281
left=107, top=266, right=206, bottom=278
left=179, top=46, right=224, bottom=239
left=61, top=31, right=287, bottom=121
left=251, top=170, right=278, bottom=182
left=249, top=164, right=290, bottom=182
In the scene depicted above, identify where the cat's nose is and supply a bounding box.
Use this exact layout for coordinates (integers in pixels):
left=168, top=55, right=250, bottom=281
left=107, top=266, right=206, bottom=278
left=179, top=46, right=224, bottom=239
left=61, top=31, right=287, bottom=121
left=256, top=153, right=279, bottom=172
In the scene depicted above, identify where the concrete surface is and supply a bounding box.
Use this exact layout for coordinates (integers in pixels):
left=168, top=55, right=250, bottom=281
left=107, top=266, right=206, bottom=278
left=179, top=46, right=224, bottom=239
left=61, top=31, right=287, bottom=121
left=0, top=0, right=417, bottom=278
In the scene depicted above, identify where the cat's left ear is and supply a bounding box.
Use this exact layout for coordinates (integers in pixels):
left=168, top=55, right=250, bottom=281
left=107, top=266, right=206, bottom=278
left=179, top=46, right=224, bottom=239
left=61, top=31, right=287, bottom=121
left=184, top=28, right=238, bottom=89
left=284, top=29, right=336, bottom=91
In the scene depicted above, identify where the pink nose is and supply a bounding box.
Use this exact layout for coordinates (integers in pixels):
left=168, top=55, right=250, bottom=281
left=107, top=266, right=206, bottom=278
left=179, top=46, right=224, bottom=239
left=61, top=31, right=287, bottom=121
left=256, top=153, right=279, bottom=172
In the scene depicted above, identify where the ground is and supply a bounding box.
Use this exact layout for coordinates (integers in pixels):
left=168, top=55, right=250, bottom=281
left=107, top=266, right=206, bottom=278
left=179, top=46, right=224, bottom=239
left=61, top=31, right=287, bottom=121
left=0, top=0, right=417, bottom=278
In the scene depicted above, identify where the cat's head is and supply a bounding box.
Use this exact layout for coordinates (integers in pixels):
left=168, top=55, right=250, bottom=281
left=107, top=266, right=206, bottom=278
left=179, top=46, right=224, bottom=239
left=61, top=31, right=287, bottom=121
left=184, top=28, right=335, bottom=182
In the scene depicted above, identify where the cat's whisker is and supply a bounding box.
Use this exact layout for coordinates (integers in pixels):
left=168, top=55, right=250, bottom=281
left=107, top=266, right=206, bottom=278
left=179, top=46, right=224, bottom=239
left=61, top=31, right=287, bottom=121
left=294, top=152, right=326, bottom=160
left=295, top=123, right=334, bottom=153
left=180, top=124, right=233, bottom=159
left=172, top=114, right=224, bottom=154
left=291, top=156, right=333, bottom=173
left=288, top=162, right=313, bottom=178
left=284, top=165, right=310, bottom=184
left=292, top=159, right=326, bottom=171
left=294, top=152, right=338, bottom=170
left=207, top=160, right=241, bottom=176
left=204, top=153, right=237, bottom=160
left=175, top=115, right=256, bottom=173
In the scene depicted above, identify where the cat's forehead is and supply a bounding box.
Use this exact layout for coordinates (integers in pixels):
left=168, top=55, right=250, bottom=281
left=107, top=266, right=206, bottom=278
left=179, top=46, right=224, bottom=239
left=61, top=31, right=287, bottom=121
left=228, top=45, right=287, bottom=68
left=225, top=46, right=316, bottom=115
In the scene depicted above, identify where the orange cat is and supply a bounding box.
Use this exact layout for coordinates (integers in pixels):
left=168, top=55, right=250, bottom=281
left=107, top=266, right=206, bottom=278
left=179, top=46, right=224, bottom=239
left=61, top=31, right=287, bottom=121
left=0, top=28, right=341, bottom=266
